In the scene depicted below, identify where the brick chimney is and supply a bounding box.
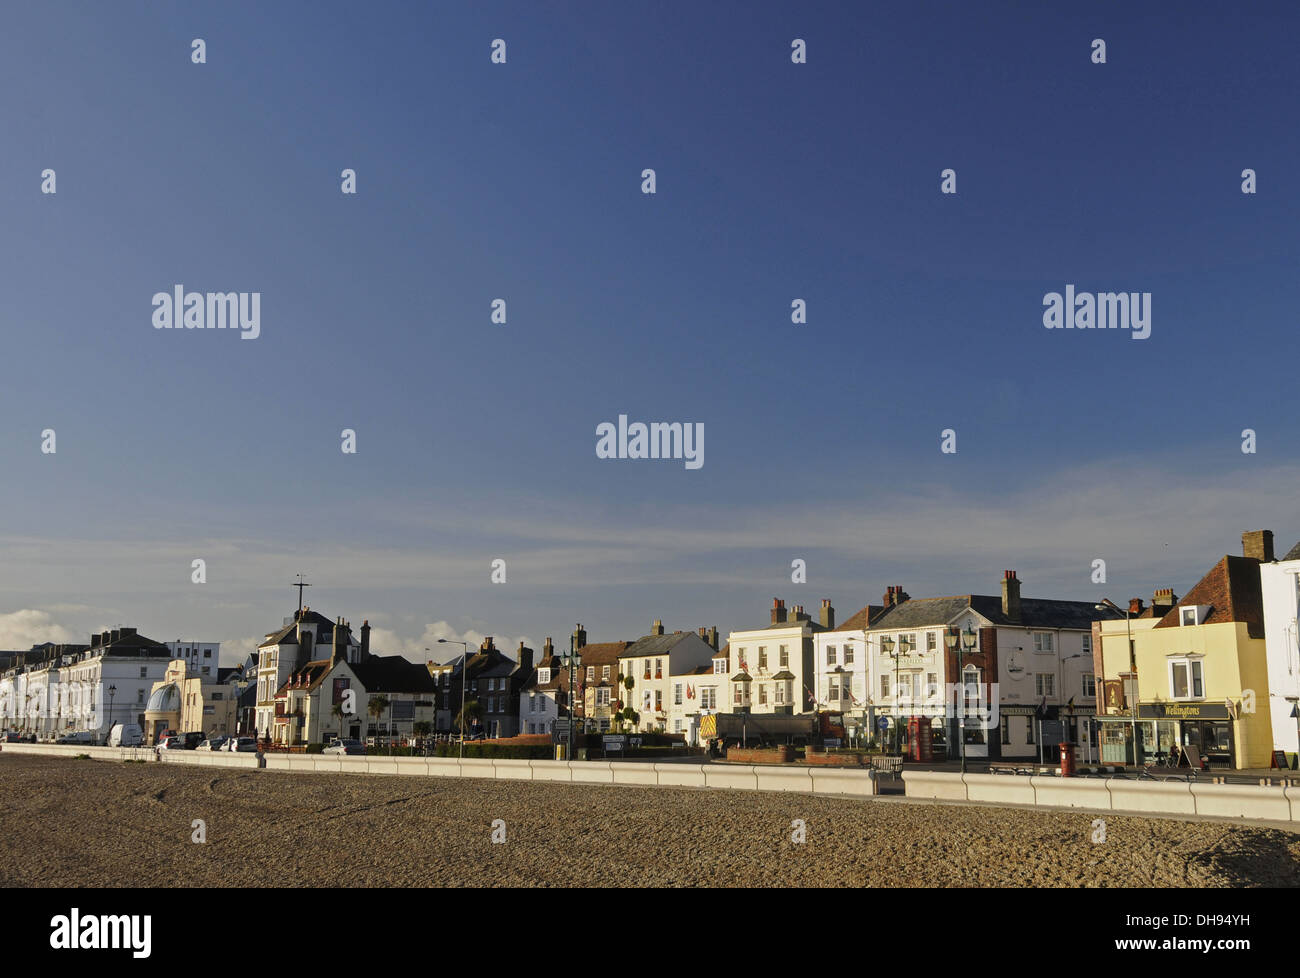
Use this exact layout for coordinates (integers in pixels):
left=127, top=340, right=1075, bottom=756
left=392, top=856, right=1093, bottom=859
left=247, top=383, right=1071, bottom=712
left=331, top=618, right=345, bottom=667
left=1001, top=571, right=1021, bottom=622
left=882, top=586, right=910, bottom=608
left=1152, top=589, right=1176, bottom=615
left=543, top=637, right=554, bottom=661
left=480, top=636, right=496, bottom=654
left=819, top=599, right=835, bottom=629
left=572, top=624, right=587, bottom=650
left=360, top=620, right=370, bottom=659
left=1129, top=597, right=1145, bottom=616
left=100, top=630, right=111, bottom=647
left=516, top=641, right=533, bottom=674
left=1243, top=530, right=1275, bottom=562
left=652, top=619, right=664, bottom=636
left=771, top=599, right=787, bottom=625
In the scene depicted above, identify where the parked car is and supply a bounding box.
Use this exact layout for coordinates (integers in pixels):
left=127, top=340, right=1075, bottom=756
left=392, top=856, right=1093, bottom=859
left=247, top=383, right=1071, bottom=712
left=197, top=736, right=229, bottom=751
left=54, top=731, right=96, bottom=745
left=226, top=737, right=258, bottom=752
left=107, top=723, right=144, bottom=747
left=323, top=739, right=366, bottom=755
left=182, top=732, right=205, bottom=750
left=157, top=736, right=184, bottom=750
left=3, top=731, right=28, bottom=743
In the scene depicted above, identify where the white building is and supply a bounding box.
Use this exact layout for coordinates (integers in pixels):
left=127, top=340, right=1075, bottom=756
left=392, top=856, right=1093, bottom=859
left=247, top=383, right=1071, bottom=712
left=0, top=630, right=174, bottom=740
left=811, top=599, right=884, bottom=743
left=617, top=621, right=718, bottom=733
left=860, top=574, right=1124, bottom=760
left=255, top=609, right=364, bottom=739
left=165, top=640, right=221, bottom=679
left=724, top=599, right=824, bottom=717
left=1260, top=535, right=1300, bottom=759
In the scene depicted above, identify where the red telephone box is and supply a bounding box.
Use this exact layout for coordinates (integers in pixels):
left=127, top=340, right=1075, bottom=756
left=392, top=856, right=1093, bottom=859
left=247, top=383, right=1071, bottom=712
left=908, top=716, right=933, bottom=763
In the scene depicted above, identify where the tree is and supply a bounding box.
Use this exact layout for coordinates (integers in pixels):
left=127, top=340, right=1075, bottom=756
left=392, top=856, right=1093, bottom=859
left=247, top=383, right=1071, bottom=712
left=368, top=694, right=391, bottom=753
left=455, top=700, right=484, bottom=737
left=330, top=703, right=348, bottom=743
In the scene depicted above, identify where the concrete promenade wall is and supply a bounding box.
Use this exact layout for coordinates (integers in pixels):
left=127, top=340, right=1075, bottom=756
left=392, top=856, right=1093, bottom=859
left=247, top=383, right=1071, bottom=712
left=902, top=769, right=1300, bottom=824
left=0, top=743, right=876, bottom=799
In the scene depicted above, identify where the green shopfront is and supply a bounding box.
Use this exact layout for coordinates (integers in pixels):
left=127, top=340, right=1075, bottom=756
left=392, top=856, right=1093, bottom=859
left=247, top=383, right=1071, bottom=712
left=1097, top=703, right=1235, bottom=768
left=1142, top=702, right=1235, bottom=768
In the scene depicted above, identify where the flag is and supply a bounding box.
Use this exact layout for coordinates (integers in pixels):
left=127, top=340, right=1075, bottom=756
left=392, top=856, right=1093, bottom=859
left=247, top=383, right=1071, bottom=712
left=805, top=684, right=819, bottom=707
left=1036, top=696, right=1047, bottom=717
left=687, top=685, right=694, bottom=699
left=739, top=655, right=749, bottom=672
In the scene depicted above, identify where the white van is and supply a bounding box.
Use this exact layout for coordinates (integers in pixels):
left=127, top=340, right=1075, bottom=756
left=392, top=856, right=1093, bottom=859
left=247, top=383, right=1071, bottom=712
left=107, top=723, right=144, bottom=747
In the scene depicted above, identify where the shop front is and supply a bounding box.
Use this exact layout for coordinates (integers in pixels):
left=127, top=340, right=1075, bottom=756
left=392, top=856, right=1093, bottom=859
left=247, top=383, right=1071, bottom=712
left=1140, top=703, right=1235, bottom=768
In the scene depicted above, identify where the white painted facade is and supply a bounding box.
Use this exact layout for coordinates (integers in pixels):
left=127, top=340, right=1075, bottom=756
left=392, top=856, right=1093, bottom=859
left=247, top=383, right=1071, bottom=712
left=165, top=641, right=221, bottom=679
left=1261, top=555, right=1300, bottom=756
left=619, top=633, right=717, bottom=733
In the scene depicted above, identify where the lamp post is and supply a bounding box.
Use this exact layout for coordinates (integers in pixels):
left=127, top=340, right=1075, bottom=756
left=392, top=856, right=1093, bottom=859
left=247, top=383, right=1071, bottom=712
left=562, top=635, right=582, bottom=761
left=437, top=639, right=472, bottom=760
left=107, top=684, right=116, bottom=742
left=1097, top=601, right=1136, bottom=764
left=945, top=625, right=977, bottom=773
left=879, top=635, right=898, bottom=754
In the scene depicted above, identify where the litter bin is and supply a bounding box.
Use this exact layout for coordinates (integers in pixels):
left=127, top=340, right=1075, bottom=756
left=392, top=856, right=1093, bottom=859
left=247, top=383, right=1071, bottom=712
left=1058, top=742, right=1075, bottom=777
left=555, top=744, right=567, bottom=761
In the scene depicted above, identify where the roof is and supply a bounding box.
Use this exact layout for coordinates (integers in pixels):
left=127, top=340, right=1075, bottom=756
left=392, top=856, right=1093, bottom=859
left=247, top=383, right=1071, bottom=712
left=735, top=617, right=825, bottom=635
left=1153, top=555, right=1265, bottom=639
left=146, top=683, right=181, bottom=713
left=259, top=610, right=346, bottom=649
left=618, top=632, right=703, bottom=659
left=1284, top=540, right=1300, bottom=562
left=833, top=604, right=884, bottom=632
left=868, top=594, right=1121, bottom=632
left=575, top=641, right=630, bottom=667
left=276, top=659, right=333, bottom=696
left=352, top=653, right=437, bottom=694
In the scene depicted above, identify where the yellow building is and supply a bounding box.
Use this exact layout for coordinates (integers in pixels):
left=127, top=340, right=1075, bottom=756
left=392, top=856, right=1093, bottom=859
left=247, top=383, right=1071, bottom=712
left=145, top=659, right=240, bottom=743
left=1093, top=538, right=1272, bottom=769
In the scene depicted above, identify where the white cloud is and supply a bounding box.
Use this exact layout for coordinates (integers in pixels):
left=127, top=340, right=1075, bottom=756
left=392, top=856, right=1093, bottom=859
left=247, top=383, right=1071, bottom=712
left=0, top=610, right=78, bottom=650
left=366, top=622, right=534, bottom=664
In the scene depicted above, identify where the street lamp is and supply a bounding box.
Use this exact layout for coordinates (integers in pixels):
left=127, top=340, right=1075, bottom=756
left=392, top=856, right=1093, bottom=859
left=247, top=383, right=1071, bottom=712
left=947, top=625, right=977, bottom=774
left=437, top=639, right=472, bottom=760
left=561, top=635, right=582, bottom=761
left=107, top=685, right=116, bottom=741
left=879, top=634, right=913, bottom=755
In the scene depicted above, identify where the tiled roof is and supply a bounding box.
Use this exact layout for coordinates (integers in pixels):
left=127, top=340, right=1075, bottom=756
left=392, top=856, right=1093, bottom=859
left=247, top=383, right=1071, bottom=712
left=832, top=604, right=884, bottom=632
left=1283, top=540, right=1300, bottom=562
left=259, top=610, right=352, bottom=649
left=1153, top=555, right=1265, bottom=639
left=352, top=653, right=437, bottom=694
left=868, top=594, right=1121, bottom=632
left=618, top=632, right=702, bottom=659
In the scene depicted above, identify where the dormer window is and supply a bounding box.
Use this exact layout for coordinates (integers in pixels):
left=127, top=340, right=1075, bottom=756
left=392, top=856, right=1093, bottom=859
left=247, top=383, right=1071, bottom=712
left=537, top=668, right=550, bottom=684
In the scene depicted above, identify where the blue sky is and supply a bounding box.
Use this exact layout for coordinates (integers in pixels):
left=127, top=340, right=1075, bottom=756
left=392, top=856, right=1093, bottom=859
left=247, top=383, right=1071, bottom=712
left=1, top=1, right=1297, bottom=662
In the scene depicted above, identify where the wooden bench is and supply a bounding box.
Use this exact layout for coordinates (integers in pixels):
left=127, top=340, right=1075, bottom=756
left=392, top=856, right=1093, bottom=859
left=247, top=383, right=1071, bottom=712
left=870, top=755, right=904, bottom=779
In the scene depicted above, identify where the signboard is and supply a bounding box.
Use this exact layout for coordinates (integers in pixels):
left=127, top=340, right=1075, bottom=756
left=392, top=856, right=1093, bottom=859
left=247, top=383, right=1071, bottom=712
left=877, top=717, right=889, bottom=731
left=602, top=735, right=625, bottom=750
left=1272, top=750, right=1289, bottom=770
left=1040, top=720, right=1064, bottom=743
left=823, top=737, right=841, bottom=748
left=1137, top=703, right=1230, bottom=720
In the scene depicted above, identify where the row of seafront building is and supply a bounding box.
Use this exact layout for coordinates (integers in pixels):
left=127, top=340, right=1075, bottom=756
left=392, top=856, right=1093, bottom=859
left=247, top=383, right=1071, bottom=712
left=504, top=527, right=1300, bottom=770
left=4, top=527, right=1300, bottom=768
